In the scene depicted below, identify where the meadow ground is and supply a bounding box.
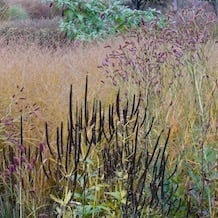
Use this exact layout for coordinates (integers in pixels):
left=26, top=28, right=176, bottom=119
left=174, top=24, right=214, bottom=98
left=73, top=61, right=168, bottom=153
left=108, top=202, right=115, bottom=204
left=0, top=1, right=217, bottom=217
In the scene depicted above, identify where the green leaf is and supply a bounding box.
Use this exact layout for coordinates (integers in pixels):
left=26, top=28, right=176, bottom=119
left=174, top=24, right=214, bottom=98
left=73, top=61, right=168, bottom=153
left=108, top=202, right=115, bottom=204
left=64, top=188, right=72, bottom=206
left=50, top=194, right=64, bottom=206
left=105, top=190, right=126, bottom=203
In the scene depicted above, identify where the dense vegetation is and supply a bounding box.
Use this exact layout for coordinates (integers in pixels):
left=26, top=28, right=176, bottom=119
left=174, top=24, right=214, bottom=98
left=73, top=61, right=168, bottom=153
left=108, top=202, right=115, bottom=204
left=0, top=0, right=217, bottom=217
left=51, top=0, right=166, bottom=40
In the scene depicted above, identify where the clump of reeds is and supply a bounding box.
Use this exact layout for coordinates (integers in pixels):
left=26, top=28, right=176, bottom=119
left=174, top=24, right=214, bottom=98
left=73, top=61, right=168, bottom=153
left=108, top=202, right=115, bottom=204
left=99, top=5, right=218, bottom=217
left=48, top=77, right=183, bottom=216
left=0, top=77, right=182, bottom=217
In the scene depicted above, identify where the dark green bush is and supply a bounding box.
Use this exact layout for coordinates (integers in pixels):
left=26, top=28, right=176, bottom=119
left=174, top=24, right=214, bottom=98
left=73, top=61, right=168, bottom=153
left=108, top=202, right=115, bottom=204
left=51, top=0, right=166, bottom=40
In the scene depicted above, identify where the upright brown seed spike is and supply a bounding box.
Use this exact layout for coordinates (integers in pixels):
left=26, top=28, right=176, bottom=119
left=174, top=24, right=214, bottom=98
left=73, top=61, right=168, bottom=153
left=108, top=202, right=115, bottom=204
left=60, top=121, right=64, bottom=156
left=101, top=108, right=105, bottom=138
left=69, top=84, right=73, bottom=131
left=144, top=116, right=155, bottom=137
left=167, top=163, right=178, bottom=181
left=139, top=107, right=147, bottom=128
left=68, top=85, right=74, bottom=169
left=45, top=122, right=53, bottom=156
left=148, top=129, right=164, bottom=166
left=130, top=94, right=136, bottom=120
left=79, top=105, right=83, bottom=149
left=91, top=125, right=97, bottom=145
left=89, top=98, right=96, bottom=126
left=97, top=100, right=103, bottom=142
left=108, top=104, right=111, bottom=129
left=110, top=104, right=115, bottom=131
left=159, top=129, right=171, bottom=201
left=65, top=121, right=70, bottom=173
left=27, top=145, right=31, bottom=163
left=134, top=92, right=141, bottom=115
left=133, top=110, right=139, bottom=132
left=65, top=84, right=73, bottom=173
left=56, top=127, right=61, bottom=162
left=136, top=153, right=149, bottom=205
left=83, top=139, right=92, bottom=162
left=84, top=127, right=91, bottom=146
left=160, top=128, right=171, bottom=169
left=39, top=151, right=50, bottom=179
left=116, top=90, right=121, bottom=121
left=123, top=100, right=128, bottom=125
left=20, top=116, right=23, bottom=145
left=79, top=103, right=83, bottom=129
left=108, top=104, right=113, bottom=136
left=84, top=75, right=89, bottom=126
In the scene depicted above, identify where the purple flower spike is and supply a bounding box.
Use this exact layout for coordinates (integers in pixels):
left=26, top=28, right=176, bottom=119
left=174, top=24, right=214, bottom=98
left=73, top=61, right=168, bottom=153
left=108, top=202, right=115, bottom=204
left=5, top=169, right=10, bottom=177
left=100, top=13, right=105, bottom=20
left=32, top=157, right=37, bottom=166
left=9, top=164, right=16, bottom=174
left=13, top=156, right=20, bottom=166
left=18, top=144, right=25, bottom=153
left=27, top=163, right=33, bottom=171
left=39, top=142, right=45, bottom=153
left=21, top=156, right=26, bottom=163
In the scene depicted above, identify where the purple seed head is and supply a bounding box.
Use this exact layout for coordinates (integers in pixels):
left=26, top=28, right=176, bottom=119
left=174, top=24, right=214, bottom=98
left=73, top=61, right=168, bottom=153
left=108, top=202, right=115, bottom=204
left=39, top=142, right=45, bottom=153
left=32, top=157, right=37, bottom=166
left=9, top=164, right=16, bottom=174
left=21, top=156, right=26, bottom=163
left=5, top=169, right=10, bottom=177
left=100, top=13, right=105, bottom=20
left=13, top=156, right=20, bottom=166
left=18, top=144, right=25, bottom=153
left=27, top=163, right=33, bottom=171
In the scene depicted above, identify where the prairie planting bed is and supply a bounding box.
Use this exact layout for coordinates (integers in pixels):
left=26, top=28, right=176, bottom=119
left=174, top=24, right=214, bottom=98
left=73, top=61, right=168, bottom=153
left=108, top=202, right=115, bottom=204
left=0, top=1, right=218, bottom=217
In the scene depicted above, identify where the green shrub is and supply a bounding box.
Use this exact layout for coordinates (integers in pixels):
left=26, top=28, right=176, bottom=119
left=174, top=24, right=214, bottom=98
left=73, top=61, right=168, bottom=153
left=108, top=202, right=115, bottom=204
left=51, top=0, right=166, bottom=41
left=9, top=5, right=29, bottom=21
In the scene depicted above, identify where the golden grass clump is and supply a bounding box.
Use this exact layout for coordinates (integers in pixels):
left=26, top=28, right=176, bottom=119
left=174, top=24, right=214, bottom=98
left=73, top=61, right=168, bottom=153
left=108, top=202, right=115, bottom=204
left=0, top=38, right=123, bottom=215
left=0, top=39, right=121, bottom=142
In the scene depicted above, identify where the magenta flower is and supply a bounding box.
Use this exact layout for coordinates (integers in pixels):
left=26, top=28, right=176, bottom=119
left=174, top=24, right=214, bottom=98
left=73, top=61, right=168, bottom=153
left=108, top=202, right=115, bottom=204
left=39, top=142, right=46, bottom=153
left=13, top=156, right=20, bottom=166
left=27, top=163, right=33, bottom=171
left=18, top=144, right=25, bottom=153
left=8, top=164, right=16, bottom=174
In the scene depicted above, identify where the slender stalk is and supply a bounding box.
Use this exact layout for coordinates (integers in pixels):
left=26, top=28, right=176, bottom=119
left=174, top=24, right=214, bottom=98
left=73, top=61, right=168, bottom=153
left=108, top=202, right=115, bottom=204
left=19, top=116, right=23, bottom=218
